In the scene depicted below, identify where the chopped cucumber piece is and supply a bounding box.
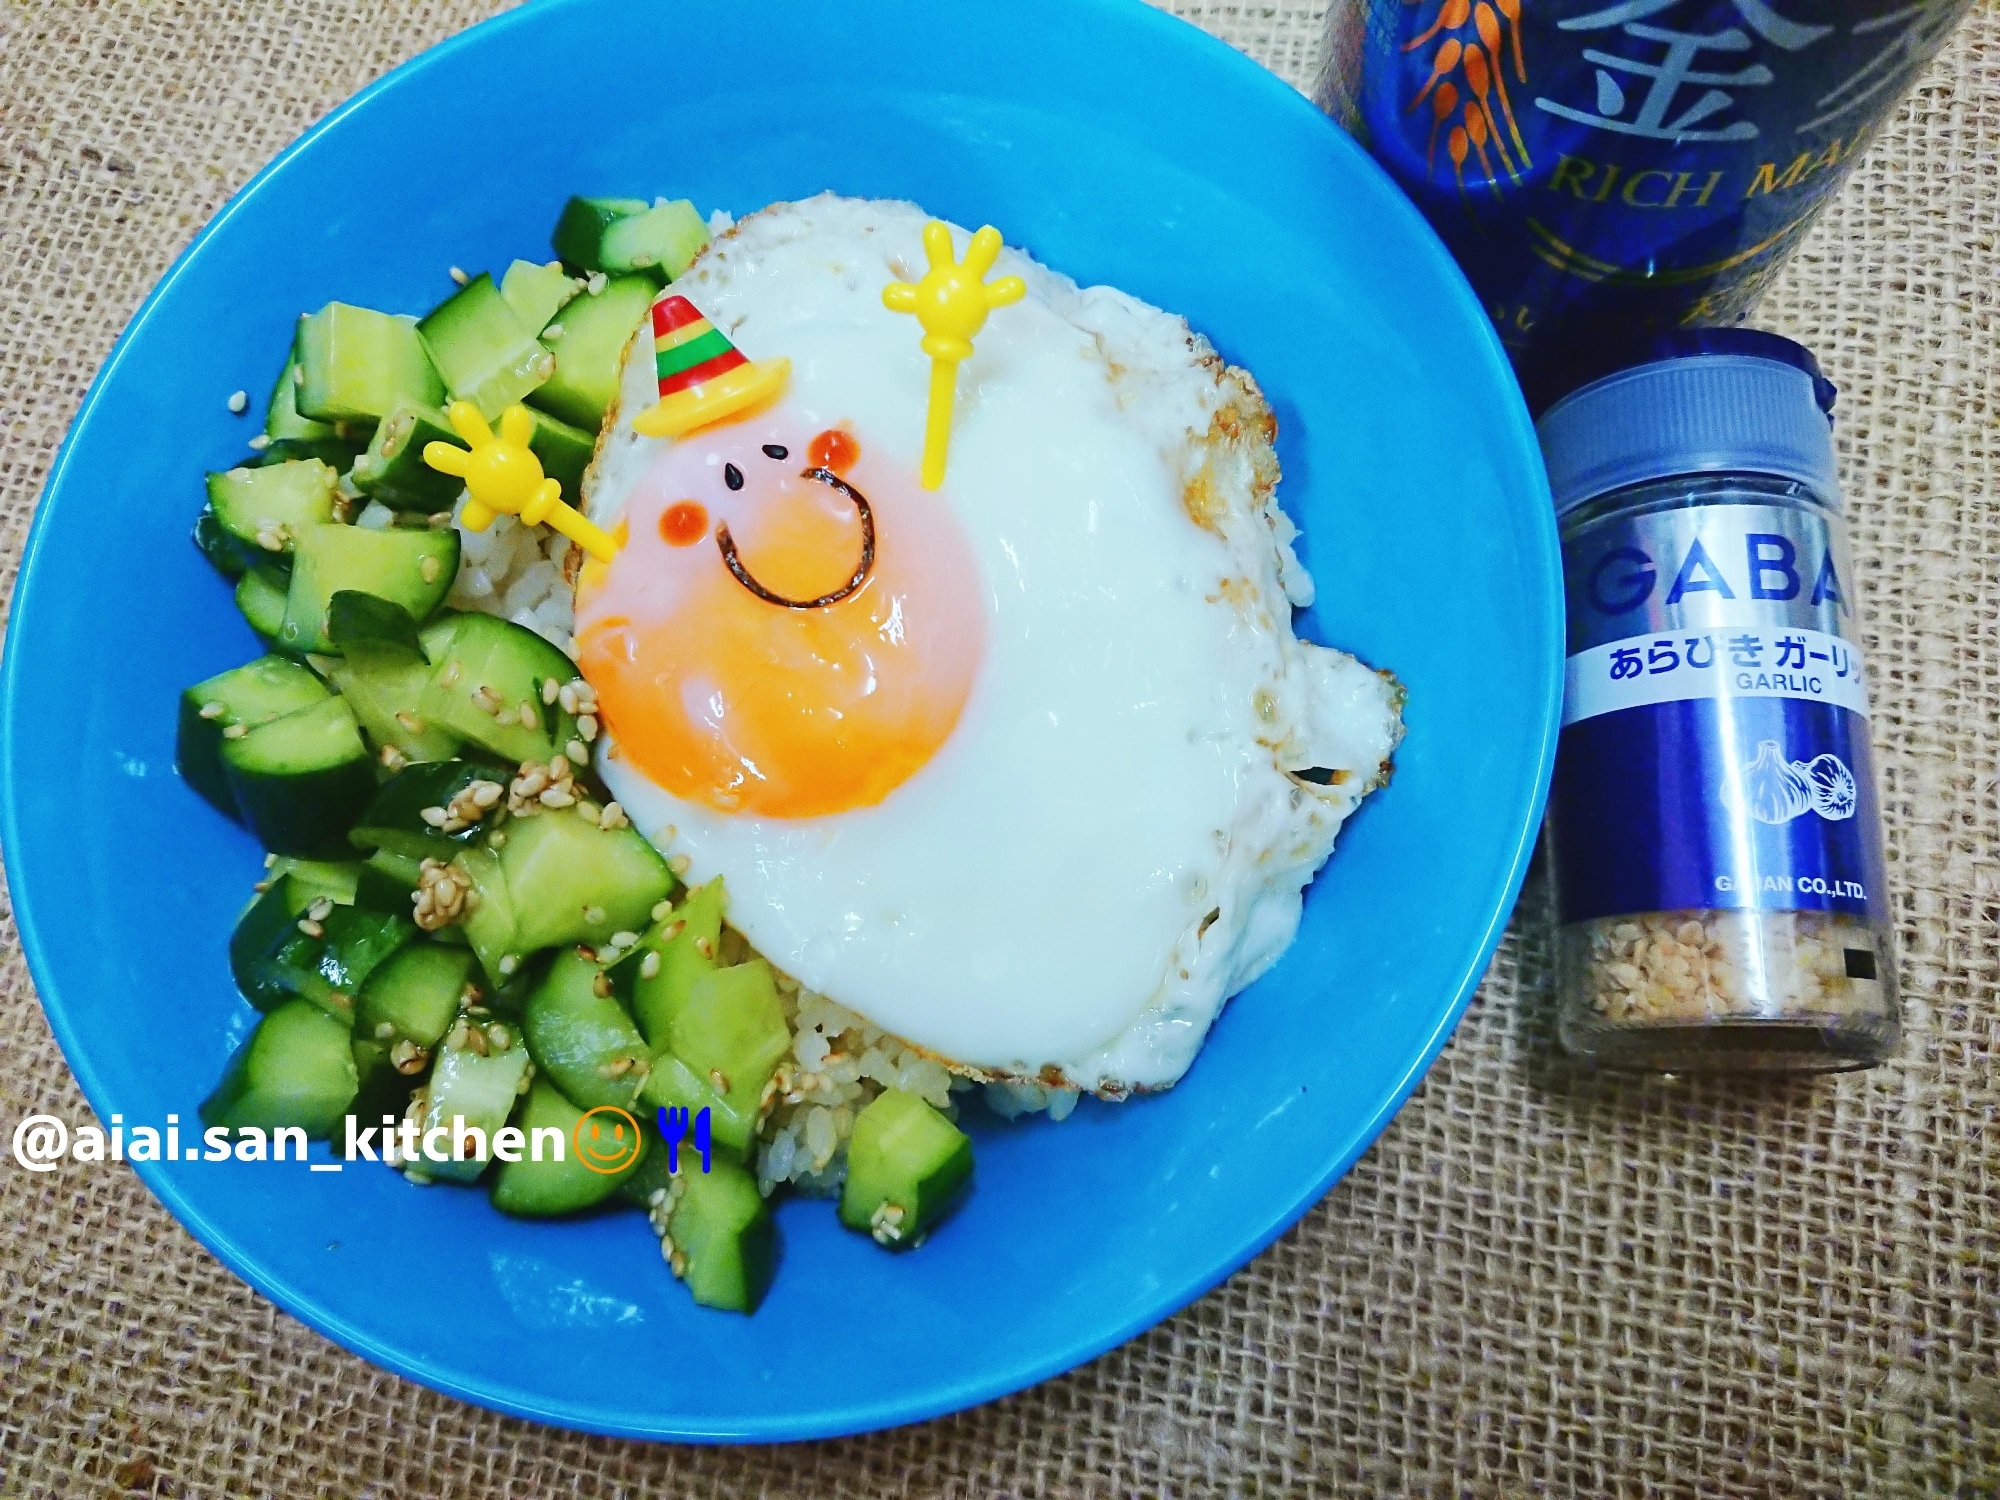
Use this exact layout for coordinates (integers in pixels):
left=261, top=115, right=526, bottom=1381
left=323, top=592, right=463, bottom=763
left=266, top=355, right=338, bottom=443
left=177, top=654, right=330, bottom=819
left=418, top=272, right=556, bottom=420
left=454, top=843, right=519, bottom=984
left=294, top=302, right=444, bottom=426
left=206, top=460, right=338, bottom=558
left=347, top=759, right=495, bottom=860
left=279, top=523, right=459, bottom=655
left=551, top=196, right=649, bottom=273
left=352, top=942, right=477, bottom=1090
left=665, top=1151, right=775, bottom=1313
left=661, top=960, right=790, bottom=1142
left=612, top=878, right=722, bottom=1046
left=235, top=565, right=289, bottom=645
left=193, top=508, right=253, bottom=580
left=509, top=403, right=596, bottom=498
left=356, top=846, right=424, bottom=908
left=220, top=695, right=377, bottom=858
left=498, top=806, right=675, bottom=956
left=268, top=856, right=361, bottom=907
left=419, top=609, right=462, bottom=662
left=500, top=258, right=579, bottom=334
left=201, top=998, right=359, bottom=1139
left=349, top=401, right=466, bottom=513
left=419, top=612, right=578, bottom=763
left=261, top=900, right=416, bottom=1023
left=230, top=874, right=325, bottom=1010
left=416, top=1010, right=532, bottom=1184
left=599, top=199, right=709, bottom=282
left=489, top=1078, right=645, bottom=1216
left=521, top=947, right=651, bottom=1110
left=637, top=1051, right=753, bottom=1160
left=838, top=1089, right=973, bottom=1249
left=248, top=435, right=363, bottom=471
left=527, top=273, right=654, bottom=432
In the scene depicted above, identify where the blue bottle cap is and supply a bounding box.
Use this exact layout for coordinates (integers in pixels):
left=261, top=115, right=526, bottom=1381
left=1536, top=332, right=1841, bottom=518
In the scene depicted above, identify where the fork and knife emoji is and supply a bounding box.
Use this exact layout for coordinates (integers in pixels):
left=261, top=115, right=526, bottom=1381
left=657, top=1105, right=714, bottom=1174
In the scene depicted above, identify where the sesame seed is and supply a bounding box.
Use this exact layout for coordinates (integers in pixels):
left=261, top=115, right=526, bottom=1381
left=693, top=935, right=713, bottom=960
left=263, top=854, right=278, bottom=868
left=449, top=265, right=469, bottom=285
left=374, top=1022, right=395, bottom=1040
left=292, top=365, right=304, bottom=387
left=541, top=678, right=560, bottom=705
left=639, top=951, right=661, bottom=980
left=420, top=555, right=441, bottom=584
left=583, top=905, right=607, bottom=925
left=379, top=744, right=408, bottom=770
left=609, top=930, right=638, bottom=949
left=227, top=389, right=248, bottom=414
left=709, top=1068, right=730, bottom=1094
left=518, top=701, right=538, bottom=729
left=420, top=806, right=450, bottom=827
left=297, top=918, right=324, bottom=938
left=578, top=714, right=599, bottom=742
left=305, top=896, right=334, bottom=922
left=497, top=955, right=518, bottom=976
left=586, top=272, right=607, bottom=295
left=395, top=711, right=425, bottom=733
left=543, top=322, right=565, bottom=341
left=198, top=701, right=225, bottom=719
left=592, top=974, right=613, bottom=999
left=650, top=899, right=674, bottom=922
left=221, top=723, right=248, bottom=740
left=428, top=511, right=453, bottom=530
left=669, top=854, right=692, bottom=877
left=566, top=740, right=589, bottom=766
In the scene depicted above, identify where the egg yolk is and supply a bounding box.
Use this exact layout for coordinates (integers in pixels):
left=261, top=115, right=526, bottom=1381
left=575, top=422, right=986, bottom=820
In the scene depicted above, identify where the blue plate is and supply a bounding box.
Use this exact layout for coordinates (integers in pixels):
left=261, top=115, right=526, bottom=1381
left=0, top=0, right=1558, bottom=1441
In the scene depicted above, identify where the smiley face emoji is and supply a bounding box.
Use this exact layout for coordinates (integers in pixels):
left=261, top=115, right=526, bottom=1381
left=573, top=1106, right=643, bottom=1175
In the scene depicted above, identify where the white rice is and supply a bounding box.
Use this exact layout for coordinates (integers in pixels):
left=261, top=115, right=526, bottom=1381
left=442, top=487, right=1078, bottom=1192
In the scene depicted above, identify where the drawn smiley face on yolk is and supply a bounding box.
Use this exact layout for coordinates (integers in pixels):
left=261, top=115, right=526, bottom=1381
left=576, top=415, right=987, bottom=820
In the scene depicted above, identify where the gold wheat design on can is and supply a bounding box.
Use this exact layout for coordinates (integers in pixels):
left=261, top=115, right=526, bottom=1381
left=1404, top=0, right=1530, bottom=201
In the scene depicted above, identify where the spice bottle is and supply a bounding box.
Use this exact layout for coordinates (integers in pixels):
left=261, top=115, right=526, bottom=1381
left=1538, top=331, right=1897, bottom=1071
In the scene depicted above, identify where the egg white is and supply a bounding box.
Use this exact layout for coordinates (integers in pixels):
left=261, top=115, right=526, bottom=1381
left=582, top=195, right=1402, bottom=1094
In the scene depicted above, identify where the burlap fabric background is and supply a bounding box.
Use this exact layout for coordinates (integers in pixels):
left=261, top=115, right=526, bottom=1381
left=2, top=2, right=1994, bottom=1494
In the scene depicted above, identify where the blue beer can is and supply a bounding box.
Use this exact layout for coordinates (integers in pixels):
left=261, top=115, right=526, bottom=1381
left=1318, top=0, right=1972, bottom=408
left=1537, top=332, right=1897, bottom=1071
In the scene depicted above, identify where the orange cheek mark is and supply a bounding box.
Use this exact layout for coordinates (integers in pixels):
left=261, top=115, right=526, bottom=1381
left=808, top=428, right=860, bottom=474
left=660, top=501, right=708, bottom=547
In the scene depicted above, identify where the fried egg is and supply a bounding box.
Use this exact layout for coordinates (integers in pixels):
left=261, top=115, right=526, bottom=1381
left=577, top=195, right=1402, bottom=1094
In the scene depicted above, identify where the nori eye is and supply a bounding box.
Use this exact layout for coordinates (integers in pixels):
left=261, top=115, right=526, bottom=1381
left=762, top=444, right=788, bottom=460
left=724, top=463, right=745, bottom=491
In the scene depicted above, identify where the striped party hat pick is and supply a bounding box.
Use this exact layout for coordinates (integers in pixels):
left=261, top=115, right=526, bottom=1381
left=631, top=294, right=791, bottom=440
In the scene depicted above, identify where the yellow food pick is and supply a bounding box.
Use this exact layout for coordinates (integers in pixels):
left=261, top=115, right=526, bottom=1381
left=882, top=221, right=1026, bottom=490
left=422, top=401, right=619, bottom=564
